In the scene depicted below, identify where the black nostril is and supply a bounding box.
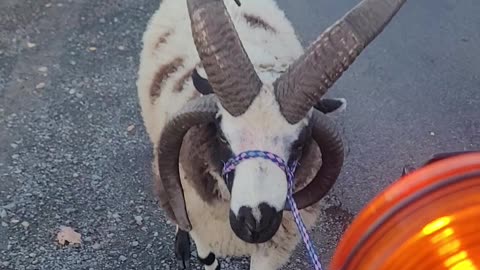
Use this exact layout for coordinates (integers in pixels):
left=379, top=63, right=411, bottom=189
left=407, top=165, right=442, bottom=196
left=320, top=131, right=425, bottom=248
left=237, top=207, right=258, bottom=233
left=237, top=203, right=278, bottom=233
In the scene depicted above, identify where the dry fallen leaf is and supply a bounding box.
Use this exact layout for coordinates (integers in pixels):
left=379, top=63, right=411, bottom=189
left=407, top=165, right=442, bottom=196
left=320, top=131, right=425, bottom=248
left=56, top=226, right=82, bottom=246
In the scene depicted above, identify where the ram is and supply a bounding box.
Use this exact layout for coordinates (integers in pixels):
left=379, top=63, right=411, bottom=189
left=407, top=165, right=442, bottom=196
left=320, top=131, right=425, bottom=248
left=136, top=0, right=406, bottom=269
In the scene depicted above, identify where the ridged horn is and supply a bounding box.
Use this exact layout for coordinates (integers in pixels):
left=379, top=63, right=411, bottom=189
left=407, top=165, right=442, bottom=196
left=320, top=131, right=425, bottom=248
left=187, top=0, right=263, bottom=116
left=274, top=0, right=408, bottom=124
left=157, top=95, right=219, bottom=231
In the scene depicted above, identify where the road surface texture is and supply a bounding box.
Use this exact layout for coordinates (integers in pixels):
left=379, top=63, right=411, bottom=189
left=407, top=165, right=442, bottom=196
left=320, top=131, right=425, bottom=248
left=1, top=0, right=479, bottom=269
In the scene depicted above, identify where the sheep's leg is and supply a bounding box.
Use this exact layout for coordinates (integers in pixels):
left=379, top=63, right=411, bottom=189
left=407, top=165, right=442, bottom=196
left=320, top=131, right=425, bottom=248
left=174, top=226, right=191, bottom=270
left=189, top=232, right=220, bottom=270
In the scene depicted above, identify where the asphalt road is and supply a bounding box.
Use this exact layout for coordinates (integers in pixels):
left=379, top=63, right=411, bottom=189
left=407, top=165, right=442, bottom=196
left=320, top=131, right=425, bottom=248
left=0, top=0, right=479, bottom=269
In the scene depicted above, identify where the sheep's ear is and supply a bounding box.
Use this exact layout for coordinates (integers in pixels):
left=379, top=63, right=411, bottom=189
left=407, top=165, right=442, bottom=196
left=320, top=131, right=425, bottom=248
left=192, top=69, right=214, bottom=95
left=314, top=98, right=347, bottom=114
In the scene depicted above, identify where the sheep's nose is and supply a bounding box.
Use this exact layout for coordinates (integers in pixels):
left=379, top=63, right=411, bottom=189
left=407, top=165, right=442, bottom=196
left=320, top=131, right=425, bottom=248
left=239, top=204, right=274, bottom=233
left=230, top=203, right=283, bottom=243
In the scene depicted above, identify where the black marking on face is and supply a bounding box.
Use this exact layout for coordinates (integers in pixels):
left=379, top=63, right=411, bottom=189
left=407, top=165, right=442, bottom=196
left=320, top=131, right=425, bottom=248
left=287, top=126, right=311, bottom=168
left=209, top=116, right=235, bottom=192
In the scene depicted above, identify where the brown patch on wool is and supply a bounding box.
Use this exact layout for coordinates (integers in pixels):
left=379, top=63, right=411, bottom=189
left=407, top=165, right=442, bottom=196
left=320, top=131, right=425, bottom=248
left=150, top=57, right=184, bottom=101
left=155, top=31, right=172, bottom=49
left=243, top=14, right=277, bottom=33
left=173, top=68, right=195, bottom=92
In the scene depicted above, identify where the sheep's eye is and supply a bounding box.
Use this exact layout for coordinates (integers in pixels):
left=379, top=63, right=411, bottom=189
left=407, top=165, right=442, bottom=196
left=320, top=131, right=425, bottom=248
left=219, top=134, right=228, bottom=144
left=217, top=130, right=229, bottom=145
left=288, top=142, right=304, bottom=167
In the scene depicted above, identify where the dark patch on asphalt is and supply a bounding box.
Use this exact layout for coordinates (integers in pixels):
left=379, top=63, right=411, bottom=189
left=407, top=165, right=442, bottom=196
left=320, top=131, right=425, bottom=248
left=324, top=205, right=355, bottom=235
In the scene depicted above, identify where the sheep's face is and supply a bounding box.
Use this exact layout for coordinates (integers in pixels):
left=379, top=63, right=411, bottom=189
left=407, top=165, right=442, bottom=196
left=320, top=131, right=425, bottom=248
left=214, top=86, right=306, bottom=243
left=188, top=71, right=347, bottom=243
left=196, top=81, right=345, bottom=243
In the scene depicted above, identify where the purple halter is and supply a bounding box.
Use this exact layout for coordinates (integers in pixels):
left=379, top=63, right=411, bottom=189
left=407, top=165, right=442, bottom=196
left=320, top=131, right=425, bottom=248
left=222, top=150, right=324, bottom=270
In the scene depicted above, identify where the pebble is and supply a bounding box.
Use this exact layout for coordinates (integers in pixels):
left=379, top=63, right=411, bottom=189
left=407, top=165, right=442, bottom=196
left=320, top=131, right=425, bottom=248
left=112, top=213, right=120, bottom=219
left=35, top=82, right=46, bottom=89
left=12, top=154, right=19, bottom=159
left=29, top=253, right=36, bottom=258
left=11, top=219, right=20, bottom=224
left=134, top=215, right=143, bottom=225
left=88, top=47, right=97, bottom=52
left=118, top=46, right=125, bottom=51
left=21, top=221, right=30, bottom=228
left=65, top=208, right=76, bottom=214
left=92, top=243, right=101, bottom=250
left=1, top=222, right=7, bottom=227
left=3, top=203, right=15, bottom=210
left=73, top=172, right=79, bottom=178
left=131, top=241, right=139, bottom=247
left=0, top=209, right=7, bottom=219
left=69, top=89, right=76, bottom=95
left=27, top=42, right=36, bottom=48
left=38, top=67, right=48, bottom=73
left=10, top=143, right=18, bottom=149
left=119, top=255, right=127, bottom=262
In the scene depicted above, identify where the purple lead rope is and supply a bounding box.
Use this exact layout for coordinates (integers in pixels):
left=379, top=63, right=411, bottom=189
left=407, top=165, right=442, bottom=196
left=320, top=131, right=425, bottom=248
left=222, top=150, right=324, bottom=270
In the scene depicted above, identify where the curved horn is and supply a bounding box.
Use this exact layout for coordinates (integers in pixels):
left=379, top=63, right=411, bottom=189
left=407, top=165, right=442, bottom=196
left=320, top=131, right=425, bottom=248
left=157, top=95, right=219, bottom=231
left=187, top=0, right=263, bottom=116
left=274, top=0, right=407, bottom=124
left=286, top=109, right=344, bottom=210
